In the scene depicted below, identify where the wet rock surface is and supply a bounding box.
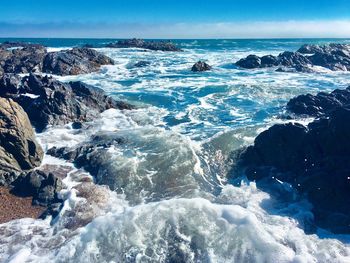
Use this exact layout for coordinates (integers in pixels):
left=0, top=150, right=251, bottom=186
left=287, top=86, right=350, bottom=117
left=0, top=98, right=43, bottom=186
left=236, top=43, right=350, bottom=72
left=236, top=107, right=350, bottom=233
left=42, top=47, right=114, bottom=75
left=106, top=38, right=182, bottom=51
left=0, top=73, right=133, bottom=132
left=0, top=43, right=47, bottom=75
left=191, top=61, right=212, bottom=72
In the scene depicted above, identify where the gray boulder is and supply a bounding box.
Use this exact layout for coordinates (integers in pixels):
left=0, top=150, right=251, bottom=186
left=42, top=47, right=114, bottom=75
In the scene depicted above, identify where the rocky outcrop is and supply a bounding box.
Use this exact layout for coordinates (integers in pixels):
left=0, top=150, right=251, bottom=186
left=0, top=98, right=43, bottom=186
left=236, top=43, right=350, bottom=72
left=236, top=51, right=312, bottom=72
left=237, top=107, right=350, bottom=233
left=191, top=61, right=212, bottom=72
left=0, top=43, right=47, bottom=74
left=287, top=86, right=350, bottom=117
left=106, top=38, right=182, bottom=52
left=0, top=74, right=133, bottom=132
left=42, top=47, right=114, bottom=75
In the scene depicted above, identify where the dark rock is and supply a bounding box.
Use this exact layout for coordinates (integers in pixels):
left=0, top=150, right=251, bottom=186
left=297, top=44, right=325, bottom=54
left=237, top=107, right=350, bottom=233
left=133, top=61, right=151, bottom=68
left=0, top=44, right=47, bottom=74
left=261, top=55, right=278, bottom=67
left=287, top=87, right=350, bottom=117
left=191, top=61, right=212, bottom=72
left=12, top=170, right=63, bottom=218
left=0, top=98, right=43, bottom=186
left=106, top=38, right=182, bottom=52
left=0, top=74, right=133, bottom=132
left=236, top=43, right=350, bottom=72
left=72, top=121, right=83, bottom=129
left=236, top=55, right=261, bottom=69
left=277, top=51, right=311, bottom=67
left=42, top=47, right=114, bottom=76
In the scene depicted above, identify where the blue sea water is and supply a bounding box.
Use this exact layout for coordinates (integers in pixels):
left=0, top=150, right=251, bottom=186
left=1, top=38, right=350, bottom=262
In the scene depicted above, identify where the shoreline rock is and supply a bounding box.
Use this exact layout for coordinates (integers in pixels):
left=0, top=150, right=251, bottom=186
left=0, top=74, right=133, bottom=132
left=235, top=97, right=350, bottom=234
left=0, top=97, right=43, bottom=186
left=42, top=47, right=114, bottom=76
left=105, top=38, right=182, bottom=52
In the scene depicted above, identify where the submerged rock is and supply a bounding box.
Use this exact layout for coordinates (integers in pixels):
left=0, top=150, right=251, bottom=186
left=106, top=38, right=182, bottom=51
left=287, top=86, right=350, bottom=117
left=42, top=47, right=114, bottom=75
left=191, top=61, right=212, bottom=72
left=0, top=98, right=43, bottom=186
left=133, top=61, right=151, bottom=68
left=237, top=107, right=350, bottom=233
left=0, top=74, right=133, bottom=132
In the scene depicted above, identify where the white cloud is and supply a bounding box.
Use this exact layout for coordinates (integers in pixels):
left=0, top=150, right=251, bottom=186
left=1, top=20, right=350, bottom=38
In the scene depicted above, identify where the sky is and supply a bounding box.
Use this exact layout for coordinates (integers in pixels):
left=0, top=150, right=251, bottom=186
left=1, top=0, right=350, bottom=38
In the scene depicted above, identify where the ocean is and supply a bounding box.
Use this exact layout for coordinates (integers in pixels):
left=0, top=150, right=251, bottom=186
left=1, top=38, right=350, bottom=262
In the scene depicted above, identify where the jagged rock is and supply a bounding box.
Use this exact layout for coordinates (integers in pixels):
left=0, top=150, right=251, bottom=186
left=287, top=87, right=350, bottom=117
left=0, top=74, right=133, bottom=132
left=106, top=38, right=182, bottom=51
left=277, top=51, right=311, bottom=67
left=236, top=43, right=350, bottom=72
left=11, top=170, right=62, bottom=204
left=0, top=43, right=47, bottom=74
left=191, top=61, right=212, bottom=72
left=0, top=98, right=43, bottom=186
left=237, top=107, right=350, bottom=233
left=42, top=47, right=114, bottom=75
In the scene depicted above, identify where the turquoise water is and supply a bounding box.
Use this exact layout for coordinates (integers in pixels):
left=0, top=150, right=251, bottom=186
left=1, top=39, right=350, bottom=262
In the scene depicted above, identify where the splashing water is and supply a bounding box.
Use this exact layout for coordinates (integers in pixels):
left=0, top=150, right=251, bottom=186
left=1, top=39, right=350, bottom=262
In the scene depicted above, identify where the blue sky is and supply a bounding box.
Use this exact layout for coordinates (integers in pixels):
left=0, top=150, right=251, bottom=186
left=1, top=0, right=350, bottom=38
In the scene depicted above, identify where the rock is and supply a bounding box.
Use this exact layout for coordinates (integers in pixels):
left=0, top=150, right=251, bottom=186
left=287, top=87, right=350, bottom=117
left=72, top=121, right=83, bottom=129
left=237, top=107, right=350, bottom=233
left=297, top=44, right=325, bottom=54
left=0, top=43, right=47, bottom=74
left=106, top=38, right=182, bottom=52
left=0, top=74, right=133, bottom=132
left=133, top=61, right=151, bottom=68
left=236, top=55, right=261, bottom=69
left=42, top=47, right=114, bottom=75
left=11, top=170, right=64, bottom=218
left=191, top=61, right=212, bottom=72
left=261, top=55, right=278, bottom=67
left=277, top=51, right=311, bottom=67
left=236, top=43, right=350, bottom=72
left=0, top=98, right=43, bottom=186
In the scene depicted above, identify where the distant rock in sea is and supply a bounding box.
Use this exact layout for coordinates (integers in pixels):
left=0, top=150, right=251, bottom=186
left=105, top=38, right=183, bottom=51
left=191, top=61, right=212, bottom=72
left=235, top=43, right=350, bottom=73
